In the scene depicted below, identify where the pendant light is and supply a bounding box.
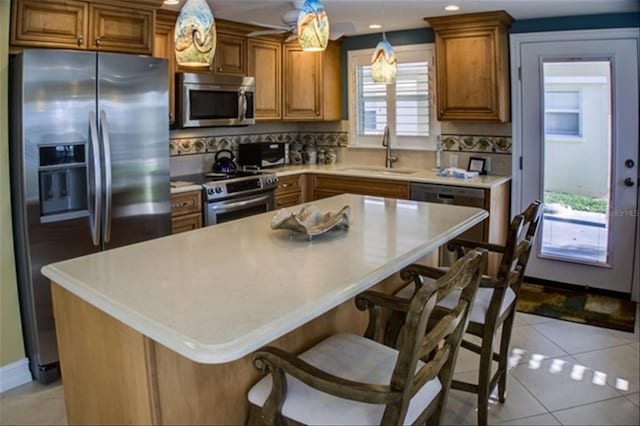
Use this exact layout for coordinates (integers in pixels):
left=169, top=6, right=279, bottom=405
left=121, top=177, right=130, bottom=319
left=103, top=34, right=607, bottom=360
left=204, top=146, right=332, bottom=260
left=174, top=0, right=217, bottom=68
left=371, top=1, right=397, bottom=84
left=297, top=0, right=330, bottom=52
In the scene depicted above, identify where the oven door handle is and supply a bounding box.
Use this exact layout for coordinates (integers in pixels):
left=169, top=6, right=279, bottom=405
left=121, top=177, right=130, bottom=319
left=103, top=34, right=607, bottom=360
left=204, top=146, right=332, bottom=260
left=209, top=193, right=272, bottom=214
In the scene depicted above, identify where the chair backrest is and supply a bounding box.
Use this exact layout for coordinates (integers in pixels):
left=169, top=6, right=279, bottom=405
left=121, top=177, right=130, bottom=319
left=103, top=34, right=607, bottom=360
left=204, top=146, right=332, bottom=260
left=496, top=200, right=543, bottom=289
left=485, top=200, right=543, bottom=325
left=381, top=249, right=487, bottom=424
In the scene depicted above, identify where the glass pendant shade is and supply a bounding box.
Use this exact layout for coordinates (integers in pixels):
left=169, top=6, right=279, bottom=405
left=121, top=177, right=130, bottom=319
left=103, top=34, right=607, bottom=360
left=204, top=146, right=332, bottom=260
left=371, top=36, right=397, bottom=84
left=174, top=0, right=216, bottom=67
left=297, top=0, right=330, bottom=52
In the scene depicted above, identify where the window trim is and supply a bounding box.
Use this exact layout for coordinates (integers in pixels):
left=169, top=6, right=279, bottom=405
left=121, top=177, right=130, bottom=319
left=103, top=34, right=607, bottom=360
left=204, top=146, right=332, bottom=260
left=347, top=43, right=439, bottom=151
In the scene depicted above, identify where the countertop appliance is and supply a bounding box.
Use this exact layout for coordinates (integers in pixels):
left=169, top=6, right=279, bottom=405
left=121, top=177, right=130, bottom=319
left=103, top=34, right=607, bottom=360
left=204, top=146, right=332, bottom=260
left=9, top=49, right=171, bottom=383
left=174, top=170, right=278, bottom=226
left=176, top=72, right=255, bottom=128
left=410, top=183, right=486, bottom=265
left=238, top=142, right=286, bottom=168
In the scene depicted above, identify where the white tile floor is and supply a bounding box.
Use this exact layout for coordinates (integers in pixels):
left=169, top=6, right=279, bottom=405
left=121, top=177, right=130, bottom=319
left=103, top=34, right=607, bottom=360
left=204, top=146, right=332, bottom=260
left=1, top=309, right=638, bottom=425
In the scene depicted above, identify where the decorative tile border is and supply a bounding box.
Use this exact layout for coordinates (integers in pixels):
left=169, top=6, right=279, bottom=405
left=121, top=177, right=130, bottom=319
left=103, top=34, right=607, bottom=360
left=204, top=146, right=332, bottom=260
left=170, top=131, right=348, bottom=156
left=441, top=134, right=512, bottom=154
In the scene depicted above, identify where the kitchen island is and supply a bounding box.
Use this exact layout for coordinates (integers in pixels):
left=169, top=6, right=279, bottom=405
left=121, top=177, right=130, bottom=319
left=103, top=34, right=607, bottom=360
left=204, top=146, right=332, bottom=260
left=43, top=194, right=487, bottom=425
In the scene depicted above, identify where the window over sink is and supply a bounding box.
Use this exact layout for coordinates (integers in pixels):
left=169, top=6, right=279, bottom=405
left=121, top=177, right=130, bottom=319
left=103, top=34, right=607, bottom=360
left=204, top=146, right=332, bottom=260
left=347, top=44, right=440, bottom=150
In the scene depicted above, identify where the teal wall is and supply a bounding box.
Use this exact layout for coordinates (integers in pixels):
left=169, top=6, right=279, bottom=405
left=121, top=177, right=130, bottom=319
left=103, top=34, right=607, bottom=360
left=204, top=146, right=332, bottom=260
left=340, top=12, right=640, bottom=120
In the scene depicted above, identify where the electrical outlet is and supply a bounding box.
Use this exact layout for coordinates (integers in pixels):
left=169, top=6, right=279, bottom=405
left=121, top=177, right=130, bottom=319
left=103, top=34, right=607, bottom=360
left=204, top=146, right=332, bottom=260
left=449, top=154, right=458, bottom=168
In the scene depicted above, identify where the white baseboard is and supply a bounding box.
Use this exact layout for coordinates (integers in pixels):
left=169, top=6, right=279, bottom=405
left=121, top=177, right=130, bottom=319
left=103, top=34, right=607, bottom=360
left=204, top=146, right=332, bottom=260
left=0, top=358, right=33, bottom=393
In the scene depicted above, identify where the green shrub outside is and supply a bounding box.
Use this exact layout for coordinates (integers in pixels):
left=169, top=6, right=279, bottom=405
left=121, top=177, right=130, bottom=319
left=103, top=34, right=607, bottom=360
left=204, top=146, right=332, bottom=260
left=544, top=191, right=607, bottom=213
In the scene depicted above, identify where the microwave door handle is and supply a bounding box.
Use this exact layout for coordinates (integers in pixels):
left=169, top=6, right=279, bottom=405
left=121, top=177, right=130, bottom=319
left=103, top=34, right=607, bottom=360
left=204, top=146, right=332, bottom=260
left=239, top=92, right=246, bottom=121
left=88, top=111, right=102, bottom=246
left=210, top=193, right=272, bottom=215
left=100, top=110, right=113, bottom=244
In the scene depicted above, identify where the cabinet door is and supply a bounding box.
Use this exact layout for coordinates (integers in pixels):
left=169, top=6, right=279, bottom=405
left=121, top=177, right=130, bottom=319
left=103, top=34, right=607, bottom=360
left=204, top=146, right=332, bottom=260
left=213, top=33, right=247, bottom=75
left=154, top=10, right=178, bottom=125
left=429, top=11, right=512, bottom=122
left=88, top=3, right=153, bottom=55
left=11, top=0, right=88, bottom=49
left=283, top=44, right=321, bottom=120
left=248, top=39, right=282, bottom=120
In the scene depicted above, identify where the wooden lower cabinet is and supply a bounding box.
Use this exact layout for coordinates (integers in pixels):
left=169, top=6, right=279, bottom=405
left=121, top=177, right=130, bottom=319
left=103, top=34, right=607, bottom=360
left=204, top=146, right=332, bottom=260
left=309, top=174, right=410, bottom=201
left=170, top=190, right=202, bottom=234
left=51, top=275, right=407, bottom=424
left=275, top=174, right=305, bottom=208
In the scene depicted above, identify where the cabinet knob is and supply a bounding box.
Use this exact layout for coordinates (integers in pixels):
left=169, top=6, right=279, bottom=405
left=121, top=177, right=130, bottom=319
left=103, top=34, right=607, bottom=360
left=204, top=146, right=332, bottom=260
left=315, top=111, right=320, bottom=116
left=95, top=37, right=101, bottom=46
left=217, top=67, right=223, bottom=72
left=77, top=36, right=84, bottom=46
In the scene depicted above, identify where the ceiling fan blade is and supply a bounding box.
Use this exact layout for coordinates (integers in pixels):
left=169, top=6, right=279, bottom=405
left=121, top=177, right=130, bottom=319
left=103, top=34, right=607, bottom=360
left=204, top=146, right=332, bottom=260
left=284, top=33, right=297, bottom=43
left=331, top=22, right=356, bottom=34
left=249, top=21, right=290, bottom=31
left=247, top=29, right=287, bottom=37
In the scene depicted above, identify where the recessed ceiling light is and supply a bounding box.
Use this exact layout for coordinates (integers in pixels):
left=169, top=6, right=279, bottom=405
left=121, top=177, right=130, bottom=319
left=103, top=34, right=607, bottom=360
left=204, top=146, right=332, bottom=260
left=369, top=24, right=382, bottom=29
left=444, top=5, right=460, bottom=11
left=164, top=0, right=179, bottom=5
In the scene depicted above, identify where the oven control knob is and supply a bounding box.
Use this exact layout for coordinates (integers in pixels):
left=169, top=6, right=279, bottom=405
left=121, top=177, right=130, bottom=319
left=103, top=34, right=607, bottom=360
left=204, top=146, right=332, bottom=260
left=273, top=176, right=279, bottom=184
left=215, top=187, right=223, bottom=193
left=207, top=188, right=214, bottom=195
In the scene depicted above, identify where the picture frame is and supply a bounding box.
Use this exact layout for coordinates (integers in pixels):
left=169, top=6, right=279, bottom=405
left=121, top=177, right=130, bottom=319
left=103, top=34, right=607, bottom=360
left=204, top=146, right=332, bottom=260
left=467, top=157, right=487, bottom=175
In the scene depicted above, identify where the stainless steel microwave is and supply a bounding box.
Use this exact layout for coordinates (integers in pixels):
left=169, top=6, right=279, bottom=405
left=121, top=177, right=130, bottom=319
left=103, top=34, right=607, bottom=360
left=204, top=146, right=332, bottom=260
left=176, top=73, right=255, bottom=128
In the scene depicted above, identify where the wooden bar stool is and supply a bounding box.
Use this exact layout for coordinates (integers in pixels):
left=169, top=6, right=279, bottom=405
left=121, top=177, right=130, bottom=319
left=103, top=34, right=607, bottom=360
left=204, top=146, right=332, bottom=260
left=246, top=249, right=487, bottom=425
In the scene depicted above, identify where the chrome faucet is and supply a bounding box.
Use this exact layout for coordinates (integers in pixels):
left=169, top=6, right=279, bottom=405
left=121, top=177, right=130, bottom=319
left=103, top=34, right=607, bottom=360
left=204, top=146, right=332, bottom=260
left=382, top=126, right=398, bottom=168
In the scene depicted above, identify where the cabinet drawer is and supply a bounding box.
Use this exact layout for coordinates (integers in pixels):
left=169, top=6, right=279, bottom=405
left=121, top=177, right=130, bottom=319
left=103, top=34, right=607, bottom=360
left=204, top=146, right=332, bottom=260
left=171, top=212, right=202, bottom=234
left=312, top=175, right=409, bottom=200
left=276, top=174, right=302, bottom=196
left=171, top=191, right=202, bottom=217
left=276, top=192, right=302, bottom=209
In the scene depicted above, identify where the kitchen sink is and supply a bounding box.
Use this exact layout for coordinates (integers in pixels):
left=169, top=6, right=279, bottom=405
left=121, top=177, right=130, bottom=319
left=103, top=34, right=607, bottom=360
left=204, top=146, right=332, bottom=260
left=338, top=167, right=418, bottom=176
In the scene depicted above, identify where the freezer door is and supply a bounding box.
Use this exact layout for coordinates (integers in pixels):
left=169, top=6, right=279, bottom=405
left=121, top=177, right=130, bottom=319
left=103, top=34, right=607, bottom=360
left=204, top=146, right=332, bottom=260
left=97, top=53, right=171, bottom=249
left=10, top=49, right=100, bottom=380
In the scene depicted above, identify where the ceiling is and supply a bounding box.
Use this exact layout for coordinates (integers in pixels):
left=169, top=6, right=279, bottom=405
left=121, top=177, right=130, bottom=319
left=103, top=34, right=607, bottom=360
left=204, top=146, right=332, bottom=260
left=161, top=0, right=639, bottom=36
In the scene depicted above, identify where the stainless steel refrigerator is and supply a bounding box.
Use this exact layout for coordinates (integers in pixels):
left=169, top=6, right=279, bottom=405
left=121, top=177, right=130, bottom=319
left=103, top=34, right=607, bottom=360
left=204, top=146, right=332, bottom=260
left=9, top=49, right=171, bottom=383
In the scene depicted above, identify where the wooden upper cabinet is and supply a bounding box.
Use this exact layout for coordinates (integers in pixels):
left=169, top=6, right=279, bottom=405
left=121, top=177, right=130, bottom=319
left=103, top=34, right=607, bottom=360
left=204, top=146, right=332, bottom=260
left=88, top=3, right=154, bottom=54
left=282, top=41, right=341, bottom=121
left=11, top=0, right=89, bottom=49
left=426, top=11, right=514, bottom=123
left=248, top=38, right=282, bottom=120
left=10, top=0, right=159, bottom=54
left=213, top=33, right=247, bottom=75
left=154, top=10, right=178, bottom=125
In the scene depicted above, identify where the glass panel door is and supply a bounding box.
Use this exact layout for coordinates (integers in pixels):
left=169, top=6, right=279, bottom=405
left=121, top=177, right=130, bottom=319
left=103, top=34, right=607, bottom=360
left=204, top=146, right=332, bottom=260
left=516, top=34, right=638, bottom=294
left=540, top=61, right=611, bottom=266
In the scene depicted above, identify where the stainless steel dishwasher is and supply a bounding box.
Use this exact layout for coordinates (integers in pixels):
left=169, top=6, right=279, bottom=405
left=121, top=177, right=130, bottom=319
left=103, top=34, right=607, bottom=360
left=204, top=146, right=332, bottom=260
left=410, top=183, right=486, bottom=265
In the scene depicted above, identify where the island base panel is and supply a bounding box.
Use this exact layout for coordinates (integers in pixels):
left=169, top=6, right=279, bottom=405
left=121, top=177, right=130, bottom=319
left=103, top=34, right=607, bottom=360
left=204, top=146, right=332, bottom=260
left=51, top=284, right=160, bottom=425
left=51, top=275, right=408, bottom=425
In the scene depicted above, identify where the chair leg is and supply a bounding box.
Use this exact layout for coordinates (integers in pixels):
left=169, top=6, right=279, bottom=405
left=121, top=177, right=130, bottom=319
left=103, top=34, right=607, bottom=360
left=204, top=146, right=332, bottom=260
left=476, top=332, right=495, bottom=426
left=497, top=314, right=516, bottom=403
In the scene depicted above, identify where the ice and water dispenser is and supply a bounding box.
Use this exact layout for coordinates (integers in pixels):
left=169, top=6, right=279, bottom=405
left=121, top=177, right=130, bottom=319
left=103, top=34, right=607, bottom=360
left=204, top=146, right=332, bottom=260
left=38, top=143, right=88, bottom=220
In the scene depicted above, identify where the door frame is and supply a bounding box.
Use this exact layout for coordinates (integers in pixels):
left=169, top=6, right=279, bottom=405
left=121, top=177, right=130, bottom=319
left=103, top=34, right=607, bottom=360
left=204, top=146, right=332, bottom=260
left=510, top=28, right=640, bottom=301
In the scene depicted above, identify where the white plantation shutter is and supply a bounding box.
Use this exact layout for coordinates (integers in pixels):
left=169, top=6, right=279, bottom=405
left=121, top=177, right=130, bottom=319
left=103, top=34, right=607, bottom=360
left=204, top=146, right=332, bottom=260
left=349, top=44, right=438, bottom=150
left=395, top=61, right=429, bottom=137
left=357, top=66, right=388, bottom=135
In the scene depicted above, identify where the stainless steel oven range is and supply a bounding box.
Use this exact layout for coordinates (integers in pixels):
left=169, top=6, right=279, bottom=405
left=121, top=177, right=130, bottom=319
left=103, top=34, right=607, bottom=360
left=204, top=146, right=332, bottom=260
left=175, top=171, right=279, bottom=226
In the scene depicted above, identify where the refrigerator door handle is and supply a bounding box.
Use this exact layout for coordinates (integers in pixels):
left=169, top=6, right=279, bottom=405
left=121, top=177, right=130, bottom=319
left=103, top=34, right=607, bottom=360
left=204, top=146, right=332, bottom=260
left=89, top=111, right=102, bottom=246
left=100, top=110, right=113, bottom=244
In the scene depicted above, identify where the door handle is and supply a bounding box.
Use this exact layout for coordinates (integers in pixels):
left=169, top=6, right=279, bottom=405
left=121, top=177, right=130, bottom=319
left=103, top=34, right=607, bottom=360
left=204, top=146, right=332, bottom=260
left=89, top=111, right=102, bottom=247
left=100, top=111, right=113, bottom=244
left=624, top=177, right=635, bottom=187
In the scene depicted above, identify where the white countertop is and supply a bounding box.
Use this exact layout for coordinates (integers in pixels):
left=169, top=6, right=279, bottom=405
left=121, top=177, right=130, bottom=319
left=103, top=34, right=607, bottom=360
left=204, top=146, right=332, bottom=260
left=170, top=164, right=511, bottom=194
left=272, top=164, right=511, bottom=189
left=42, top=194, right=487, bottom=364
